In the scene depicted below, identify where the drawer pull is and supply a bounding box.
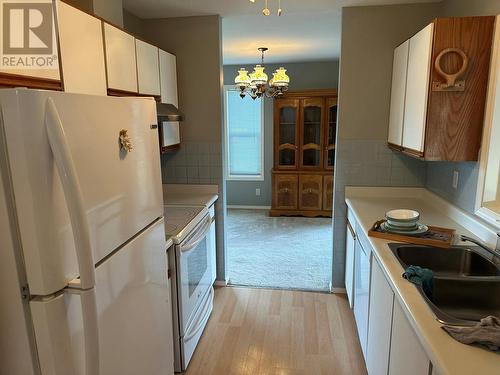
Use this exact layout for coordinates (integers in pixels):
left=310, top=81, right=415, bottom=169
left=279, top=188, right=290, bottom=194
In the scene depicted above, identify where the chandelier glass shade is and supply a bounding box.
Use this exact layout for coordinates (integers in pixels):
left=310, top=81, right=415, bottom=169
left=234, top=48, right=290, bottom=99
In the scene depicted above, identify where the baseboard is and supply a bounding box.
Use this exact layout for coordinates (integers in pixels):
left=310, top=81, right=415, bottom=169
left=331, top=287, right=347, bottom=294
left=227, top=205, right=271, bottom=210
left=214, top=280, right=228, bottom=287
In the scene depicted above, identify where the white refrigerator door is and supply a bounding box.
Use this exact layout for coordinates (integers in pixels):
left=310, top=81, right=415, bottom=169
left=30, top=219, right=174, bottom=375
left=0, top=89, right=163, bottom=296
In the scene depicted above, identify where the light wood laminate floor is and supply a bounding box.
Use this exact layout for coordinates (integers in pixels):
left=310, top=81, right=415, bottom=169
left=184, top=287, right=367, bottom=375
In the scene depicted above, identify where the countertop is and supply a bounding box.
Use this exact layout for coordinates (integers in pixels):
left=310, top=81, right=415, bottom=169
left=162, top=184, right=218, bottom=208
left=345, top=187, right=500, bottom=375
left=166, top=236, right=174, bottom=250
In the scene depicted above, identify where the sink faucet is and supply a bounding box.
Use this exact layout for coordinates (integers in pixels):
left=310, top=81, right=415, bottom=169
left=459, top=232, right=500, bottom=258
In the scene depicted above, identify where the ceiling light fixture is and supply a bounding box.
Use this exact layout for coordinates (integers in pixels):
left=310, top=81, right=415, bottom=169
left=249, top=0, right=283, bottom=16
left=234, top=47, right=290, bottom=100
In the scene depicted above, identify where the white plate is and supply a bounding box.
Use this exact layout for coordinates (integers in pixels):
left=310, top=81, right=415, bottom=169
left=381, top=222, right=429, bottom=236
left=386, top=219, right=418, bottom=228
left=386, top=209, right=420, bottom=222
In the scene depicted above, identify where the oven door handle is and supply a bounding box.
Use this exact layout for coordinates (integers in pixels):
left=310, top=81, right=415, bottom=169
left=183, top=287, right=214, bottom=341
left=180, top=215, right=211, bottom=253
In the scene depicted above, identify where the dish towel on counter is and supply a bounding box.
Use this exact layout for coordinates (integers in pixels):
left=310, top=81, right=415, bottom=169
left=402, top=265, right=434, bottom=298
left=442, top=316, right=500, bottom=352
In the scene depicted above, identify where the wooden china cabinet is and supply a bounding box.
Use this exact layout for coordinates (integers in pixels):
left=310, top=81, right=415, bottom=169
left=270, top=89, right=337, bottom=217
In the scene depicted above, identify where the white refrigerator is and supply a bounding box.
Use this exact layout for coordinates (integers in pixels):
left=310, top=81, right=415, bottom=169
left=0, top=89, right=174, bottom=375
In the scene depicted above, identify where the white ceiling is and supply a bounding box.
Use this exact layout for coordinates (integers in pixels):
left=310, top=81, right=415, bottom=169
left=123, top=0, right=441, bottom=64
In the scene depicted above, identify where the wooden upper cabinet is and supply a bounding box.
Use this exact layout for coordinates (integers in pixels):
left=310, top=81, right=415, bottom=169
left=402, top=23, right=434, bottom=154
left=388, top=40, right=409, bottom=148
left=274, top=99, right=300, bottom=169
left=389, top=16, right=495, bottom=161
left=325, top=97, right=337, bottom=169
left=300, top=98, right=324, bottom=169
left=135, top=39, right=161, bottom=96
left=159, top=50, right=178, bottom=105
left=103, top=23, right=138, bottom=94
left=56, top=0, right=107, bottom=95
left=425, top=17, right=495, bottom=161
left=299, top=175, right=323, bottom=211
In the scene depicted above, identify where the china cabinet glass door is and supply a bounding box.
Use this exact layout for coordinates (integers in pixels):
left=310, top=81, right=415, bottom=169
left=300, top=98, right=324, bottom=168
left=276, top=99, right=299, bottom=169
left=325, top=97, right=337, bottom=169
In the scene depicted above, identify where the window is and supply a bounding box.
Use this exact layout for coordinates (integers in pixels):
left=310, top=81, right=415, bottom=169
left=476, top=29, right=500, bottom=228
left=224, top=88, right=264, bottom=180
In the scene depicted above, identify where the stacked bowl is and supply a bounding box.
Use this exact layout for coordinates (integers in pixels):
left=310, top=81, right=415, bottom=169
left=382, top=209, right=428, bottom=235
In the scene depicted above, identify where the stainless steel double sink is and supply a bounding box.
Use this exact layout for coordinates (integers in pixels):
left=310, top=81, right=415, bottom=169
left=389, top=243, right=500, bottom=326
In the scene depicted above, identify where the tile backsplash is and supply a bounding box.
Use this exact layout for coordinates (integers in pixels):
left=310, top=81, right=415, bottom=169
left=160, top=141, right=222, bottom=184
left=332, top=139, right=427, bottom=288
left=426, top=161, right=479, bottom=214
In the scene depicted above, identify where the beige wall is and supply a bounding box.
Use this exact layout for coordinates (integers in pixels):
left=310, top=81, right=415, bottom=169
left=338, top=3, right=441, bottom=141
left=93, top=0, right=123, bottom=26
left=64, top=0, right=123, bottom=26
left=123, top=8, right=143, bottom=35
left=442, top=0, right=500, bottom=17
left=141, top=16, right=223, bottom=142
left=332, top=2, right=442, bottom=288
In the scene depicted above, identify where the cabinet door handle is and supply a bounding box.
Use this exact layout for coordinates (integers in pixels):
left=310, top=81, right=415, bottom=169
left=279, top=188, right=290, bottom=194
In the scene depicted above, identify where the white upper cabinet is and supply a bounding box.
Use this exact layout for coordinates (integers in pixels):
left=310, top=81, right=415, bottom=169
left=159, top=50, right=178, bottom=105
left=103, top=23, right=138, bottom=94
left=135, top=39, right=161, bottom=96
left=388, top=40, right=409, bottom=147
left=55, top=0, right=107, bottom=95
left=402, top=23, right=434, bottom=153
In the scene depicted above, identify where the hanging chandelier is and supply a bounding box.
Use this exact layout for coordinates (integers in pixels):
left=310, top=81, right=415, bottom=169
left=249, top=0, right=283, bottom=16
left=234, top=47, right=290, bottom=100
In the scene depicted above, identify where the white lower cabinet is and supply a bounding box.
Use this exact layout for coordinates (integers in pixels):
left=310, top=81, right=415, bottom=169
left=345, top=208, right=437, bottom=375
left=389, top=300, right=431, bottom=375
left=209, top=204, right=217, bottom=284
left=366, top=258, right=394, bottom=375
left=353, top=235, right=370, bottom=358
left=345, top=218, right=356, bottom=308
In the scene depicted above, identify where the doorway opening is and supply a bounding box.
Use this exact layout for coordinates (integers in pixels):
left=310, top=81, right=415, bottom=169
left=222, top=86, right=336, bottom=291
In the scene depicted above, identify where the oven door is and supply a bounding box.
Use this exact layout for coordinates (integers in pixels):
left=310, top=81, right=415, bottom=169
left=176, top=213, right=213, bottom=334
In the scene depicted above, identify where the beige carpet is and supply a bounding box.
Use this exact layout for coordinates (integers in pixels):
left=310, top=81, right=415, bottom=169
left=226, top=209, right=333, bottom=291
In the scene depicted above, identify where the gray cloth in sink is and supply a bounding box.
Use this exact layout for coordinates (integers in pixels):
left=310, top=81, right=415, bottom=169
left=442, top=316, right=500, bottom=352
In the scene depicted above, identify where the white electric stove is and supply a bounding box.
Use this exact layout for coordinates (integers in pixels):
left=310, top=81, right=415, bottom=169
left=164, top=204, right=215, bottom=372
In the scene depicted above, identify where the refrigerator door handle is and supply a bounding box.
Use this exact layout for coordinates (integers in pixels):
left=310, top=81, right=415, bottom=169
left=45, top=98, right=100, bottom=375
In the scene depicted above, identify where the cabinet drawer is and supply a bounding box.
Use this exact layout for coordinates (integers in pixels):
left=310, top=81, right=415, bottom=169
left=299, top=175, right=323, bottom=210
left=273, top=175, right=298, bottom=210
left=322, top=175, right=333, bottom=211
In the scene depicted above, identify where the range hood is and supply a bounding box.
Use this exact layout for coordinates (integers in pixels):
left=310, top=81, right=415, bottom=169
left=156, top=103, right=183, bottom=122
